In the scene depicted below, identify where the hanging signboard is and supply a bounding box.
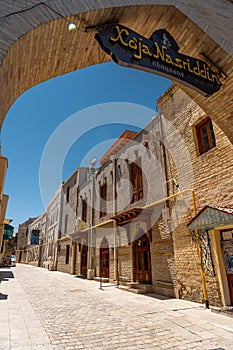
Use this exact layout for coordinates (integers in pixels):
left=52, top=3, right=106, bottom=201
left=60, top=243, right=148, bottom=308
left=95, top=24, right=222, bottom=96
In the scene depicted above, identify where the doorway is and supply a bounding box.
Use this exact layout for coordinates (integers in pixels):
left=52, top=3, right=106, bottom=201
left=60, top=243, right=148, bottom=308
left=227, top=274, right=233, bottom=304
left=133, top=233, right=152, bottom=284
left=80, top=245, right=88, bottom=276
left=100, top=238, right=109, bottom=278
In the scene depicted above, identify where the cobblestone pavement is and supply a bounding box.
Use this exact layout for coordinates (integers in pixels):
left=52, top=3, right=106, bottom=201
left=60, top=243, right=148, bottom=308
left=1, top=264, right=233, bottom=350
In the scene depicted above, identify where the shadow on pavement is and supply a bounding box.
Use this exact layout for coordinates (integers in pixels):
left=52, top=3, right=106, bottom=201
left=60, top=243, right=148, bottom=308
left=144, top=293, right=172, bottom=300
left=0, top=293, right=8, bottom=300
left=0, top=270, right=14, bottom=282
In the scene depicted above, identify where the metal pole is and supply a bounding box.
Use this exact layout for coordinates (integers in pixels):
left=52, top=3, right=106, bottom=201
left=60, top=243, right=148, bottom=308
left=192, top=196, right=209, bottom=308
left=91, top=175, right=95, bottom=272
left=196, top=229, right=209, bottom=308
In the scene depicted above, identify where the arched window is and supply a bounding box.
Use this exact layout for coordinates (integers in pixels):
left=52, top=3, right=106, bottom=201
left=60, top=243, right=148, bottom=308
left=100, top=180, right=107, bottom=218
left=82, top=199, right=87, bottom=222
left=130, top=161, right=143, bottom=203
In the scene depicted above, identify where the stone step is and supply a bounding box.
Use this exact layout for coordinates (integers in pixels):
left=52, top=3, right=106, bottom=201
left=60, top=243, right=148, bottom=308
left=118, top=285, right=145, bottom=294
left=127, top=288, right=146, bottom=294
left=119, top=283, right=153, bottom=294
left=76, top=274, right=87, bottom=279
left=94, top=277, right=109, bottom=283
left=127, top=283, right=153, bottom=293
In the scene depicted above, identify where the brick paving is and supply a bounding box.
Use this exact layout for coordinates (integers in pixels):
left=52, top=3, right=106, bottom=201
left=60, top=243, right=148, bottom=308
left=0, top=264, right=233, bottom=350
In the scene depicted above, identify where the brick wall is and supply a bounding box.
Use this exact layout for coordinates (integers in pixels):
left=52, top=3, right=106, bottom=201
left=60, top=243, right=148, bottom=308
left=57, top=240, right=72, bottom=274
left=158, top=86, right=233, bottom=306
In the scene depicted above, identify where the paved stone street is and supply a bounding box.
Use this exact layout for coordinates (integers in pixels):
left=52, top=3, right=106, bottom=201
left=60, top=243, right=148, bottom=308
left=0, top=265, right=233, bottom=350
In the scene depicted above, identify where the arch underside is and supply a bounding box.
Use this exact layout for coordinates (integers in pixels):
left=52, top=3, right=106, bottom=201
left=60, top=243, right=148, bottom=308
left=0, top=2, right=232, bottom=142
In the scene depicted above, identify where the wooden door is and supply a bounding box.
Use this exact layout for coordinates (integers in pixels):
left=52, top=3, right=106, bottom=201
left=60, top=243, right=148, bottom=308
left=134, top=233, right=152, bottom=284
left=100, top=238, right=109, bottom=278
left=81, top=245, right=88, bottom=276
left=227, top=274, right=233, bottom=305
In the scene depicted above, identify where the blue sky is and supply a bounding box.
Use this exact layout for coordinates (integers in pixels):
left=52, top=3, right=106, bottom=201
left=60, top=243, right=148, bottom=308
left=2, top=61, right=171, bottom=231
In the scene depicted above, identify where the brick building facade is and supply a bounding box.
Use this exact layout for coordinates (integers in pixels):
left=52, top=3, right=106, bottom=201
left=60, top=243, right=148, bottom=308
left=16, top=217, right=36, bottom=264
left=57, top=168, right=88, bottom=274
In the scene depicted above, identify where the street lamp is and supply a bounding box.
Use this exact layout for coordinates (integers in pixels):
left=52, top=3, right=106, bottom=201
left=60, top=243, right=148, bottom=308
left=68, top=22, right=77, bottom=31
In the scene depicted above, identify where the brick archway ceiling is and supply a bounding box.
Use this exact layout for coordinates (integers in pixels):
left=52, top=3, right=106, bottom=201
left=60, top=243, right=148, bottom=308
left=0, top=1, right=232, bottom=142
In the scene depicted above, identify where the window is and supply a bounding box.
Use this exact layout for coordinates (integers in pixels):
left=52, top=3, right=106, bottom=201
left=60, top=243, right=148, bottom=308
left=82, top=199, right=87, bottom=222
left=76, top=188, right=79, bottom=216
left=117, top=165, right=122, bottom=179
left=64, top=214, right=68, bottom=234
left=130, top=161, right=143, bottom=203
left=100, top=182, right=107, bottom=218
left=66, top=186, right=70, bottom=203
left=65, top=244, right=70, bottom=264
left=196, top=118, right=216, bottom=155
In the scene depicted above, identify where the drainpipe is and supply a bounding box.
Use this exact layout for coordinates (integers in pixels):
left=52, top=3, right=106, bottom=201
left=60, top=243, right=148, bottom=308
left=192, top=196, right=209, bottom=309
left=196, top=229, right=209, bottom=308
left=158, top=112, right=169, bottom=202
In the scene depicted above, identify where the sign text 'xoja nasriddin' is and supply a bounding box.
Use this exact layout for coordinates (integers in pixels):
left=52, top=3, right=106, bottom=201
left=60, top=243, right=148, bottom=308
left=95, top=25, right=222, bottom=97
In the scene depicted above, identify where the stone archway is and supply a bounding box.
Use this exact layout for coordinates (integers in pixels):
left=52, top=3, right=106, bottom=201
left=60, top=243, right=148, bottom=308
left=0, top=2, right=232, bottom=142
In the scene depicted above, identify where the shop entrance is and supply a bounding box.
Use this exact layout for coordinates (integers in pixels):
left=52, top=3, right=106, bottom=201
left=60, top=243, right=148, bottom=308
left=133, top=233, right=152, bottom=284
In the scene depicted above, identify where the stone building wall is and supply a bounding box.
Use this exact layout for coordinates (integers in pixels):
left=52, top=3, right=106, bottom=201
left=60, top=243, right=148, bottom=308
left=57, top=239, right=72, bottom=274
left=46, top=185, right=62, bottom=242
left=61, top=172, right=78, bottom=237
left=44, top=185, right=63, bottom=270
left=16, top=217, right=36, bottom=263
left=158, top=85, right=233, bottom=306
left=75, top=244, right=82, bottom=276
left=26, top=212, right=47, bottom=266
left=117, top=246, right=133, bottom=282
left=157, top=85, right=233, bottom=210
left=16, top=249, right=27, bottom=265
left=76, top=120, right=177, bottom=293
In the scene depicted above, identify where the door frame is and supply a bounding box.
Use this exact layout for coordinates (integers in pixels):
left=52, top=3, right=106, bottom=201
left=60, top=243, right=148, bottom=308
left=133, top=231, right=152, bottom=284
left=220, top=230, right=233, bottom=305
left=100, top=237, right=109, bottom=278
left=211, top=227, right=233, bottom=306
